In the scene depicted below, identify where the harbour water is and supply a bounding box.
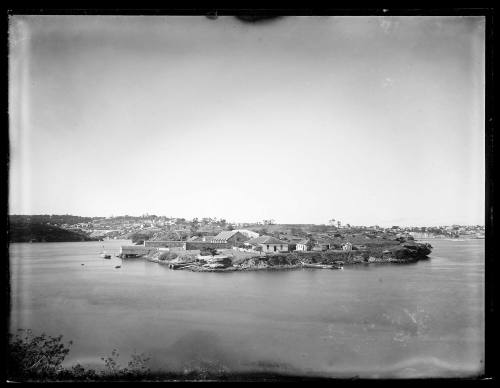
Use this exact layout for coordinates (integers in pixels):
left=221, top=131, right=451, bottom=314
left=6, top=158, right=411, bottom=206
left=9, top=239, right=484, bottom=378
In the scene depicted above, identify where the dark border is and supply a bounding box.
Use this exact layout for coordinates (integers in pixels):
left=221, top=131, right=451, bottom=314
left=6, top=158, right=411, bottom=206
left=3, top=7, right=496, bottom=383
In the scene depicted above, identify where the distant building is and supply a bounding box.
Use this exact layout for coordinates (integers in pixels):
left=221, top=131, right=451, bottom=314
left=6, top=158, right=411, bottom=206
left=342, top=242, right=352, bottom=251
left=235, top=229, right=260, bottom=239
left=211, top=230, right=249, bottom=245
left=246, top=236, right=289, bottom=253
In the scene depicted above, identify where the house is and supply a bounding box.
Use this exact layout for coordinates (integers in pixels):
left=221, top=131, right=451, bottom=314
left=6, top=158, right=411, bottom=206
left=313, top=238, right=333, bottom=251
left=246, top=236, right=289, bottom=253
left=211, top=230, right=249, bottom=245
left=296, top=239, right=314, bottom=251
left=342, top=242, right=352, bottom=251
left=296, top=238, right=332, bottom=251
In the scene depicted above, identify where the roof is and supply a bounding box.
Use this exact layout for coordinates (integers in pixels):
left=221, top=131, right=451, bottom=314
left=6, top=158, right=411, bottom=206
left=212, top=230, right=243, bottom=241
left=236, top=229, right=260, bottom=238
left=247, top=235, right=288, bottom=245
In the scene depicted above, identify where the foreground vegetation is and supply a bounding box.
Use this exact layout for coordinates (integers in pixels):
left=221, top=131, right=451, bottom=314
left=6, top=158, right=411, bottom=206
left=7, top=330, right=328, bottom=382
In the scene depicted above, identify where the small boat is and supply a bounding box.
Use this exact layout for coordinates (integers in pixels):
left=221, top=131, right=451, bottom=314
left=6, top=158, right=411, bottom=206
left=301, top=262, right=343, bottom=270
left=114, top=265, right=121, bottom=269
left=100, top=245, right=111, bottom=259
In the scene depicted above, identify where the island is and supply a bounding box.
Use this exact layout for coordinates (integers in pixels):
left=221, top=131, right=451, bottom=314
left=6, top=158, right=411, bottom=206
left=131, top=233, right=433, bottom=272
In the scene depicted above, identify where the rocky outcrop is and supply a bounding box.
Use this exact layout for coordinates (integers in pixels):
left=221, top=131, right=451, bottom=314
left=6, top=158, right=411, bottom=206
left=387, top=242, right=433, bottom=262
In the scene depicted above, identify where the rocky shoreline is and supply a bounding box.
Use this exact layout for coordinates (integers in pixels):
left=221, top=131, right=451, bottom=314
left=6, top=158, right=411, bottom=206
left=144, top=241, right=433, bottom=273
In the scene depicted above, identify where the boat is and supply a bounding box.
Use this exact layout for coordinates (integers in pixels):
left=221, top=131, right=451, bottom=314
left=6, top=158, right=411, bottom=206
left=100, top=245, right=111, bottom=259
left=301, top=262, right=343, bottom=270
left=114, top=265, right=121, bottom=269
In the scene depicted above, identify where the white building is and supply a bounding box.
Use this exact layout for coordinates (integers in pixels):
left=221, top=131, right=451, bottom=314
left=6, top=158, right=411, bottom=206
left=342, top=242, right=352, bottom=251
left=246, top=236, right=289, bottom=253
left=296, top=239, right=313, bottom=251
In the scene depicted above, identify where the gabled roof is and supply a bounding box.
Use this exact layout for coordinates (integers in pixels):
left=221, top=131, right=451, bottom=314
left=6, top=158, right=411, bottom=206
left=247, top=235, right=288, bottom=245
left=212, top=230, right=243, bottom=241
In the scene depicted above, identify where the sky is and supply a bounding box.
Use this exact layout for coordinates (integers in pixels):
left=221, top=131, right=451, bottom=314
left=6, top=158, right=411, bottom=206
left=8, top=15, right=485, bottom=226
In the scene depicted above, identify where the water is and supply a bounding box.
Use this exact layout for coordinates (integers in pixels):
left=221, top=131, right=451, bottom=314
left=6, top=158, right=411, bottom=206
left=9, top=239, right=484, bottom=378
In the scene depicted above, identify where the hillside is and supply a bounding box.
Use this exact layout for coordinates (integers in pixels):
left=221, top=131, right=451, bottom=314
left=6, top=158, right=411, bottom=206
left=9, top=222, right=97, bottom=243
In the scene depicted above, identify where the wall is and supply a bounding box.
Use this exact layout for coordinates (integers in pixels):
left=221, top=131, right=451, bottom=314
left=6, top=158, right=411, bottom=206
left=144, top=240, right=186, bottom=248
left=185, top=241, right=230, bottom=250
left=119, top=245, right=157, bottom=256
left=260, top=243, right=289, bottom=253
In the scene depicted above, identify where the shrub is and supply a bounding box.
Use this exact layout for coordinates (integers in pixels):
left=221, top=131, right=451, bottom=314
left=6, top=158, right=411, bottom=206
left=158, top=251, right=177, bottom=261
left=8, top=329, right=72, bottom=380
left=9, top=329, right=153, bottom=381
left=200, top=247, right=218, bottom=256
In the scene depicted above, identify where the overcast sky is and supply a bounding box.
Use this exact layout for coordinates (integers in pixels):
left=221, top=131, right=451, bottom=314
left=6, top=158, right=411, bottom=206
left=9, top=15, right=485, bottom=226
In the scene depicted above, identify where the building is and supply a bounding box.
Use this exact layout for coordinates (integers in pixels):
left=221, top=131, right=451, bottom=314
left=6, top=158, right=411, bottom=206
left=246, top=236, right=289, bottom=253
left=211, top=230, right=249, bottom=245
left=296, top=239, right=313, bottom=251
left=235, top=229, right=260, bottom=239
left=187, top=235, right=215, bottom=242
left=313, top=237, right=333, bottom=251
left=342, top=242, right=352, bottom=251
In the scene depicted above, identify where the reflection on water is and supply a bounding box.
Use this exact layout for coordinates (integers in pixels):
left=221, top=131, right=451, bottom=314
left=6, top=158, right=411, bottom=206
left=9, top=239, right=484, bottom=378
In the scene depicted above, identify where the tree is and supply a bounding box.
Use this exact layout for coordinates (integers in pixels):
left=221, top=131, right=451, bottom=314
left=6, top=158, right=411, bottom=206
left=189, top=218, right=199, bottom=235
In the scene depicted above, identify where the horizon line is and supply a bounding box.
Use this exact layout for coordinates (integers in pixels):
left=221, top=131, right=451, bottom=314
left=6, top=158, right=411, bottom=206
left=8, top=213, right=485, bottom=228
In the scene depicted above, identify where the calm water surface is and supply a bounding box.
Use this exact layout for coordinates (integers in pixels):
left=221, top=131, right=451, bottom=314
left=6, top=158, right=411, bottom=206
left=9, top=239, right=484, bottom=378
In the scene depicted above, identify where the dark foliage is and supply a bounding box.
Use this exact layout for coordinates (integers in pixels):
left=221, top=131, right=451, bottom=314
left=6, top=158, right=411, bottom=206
left=9, top=222, right=95, bottom=243
left=200, top=247, right=218, bottom=256
left=8, top=329, right=72, bottom=380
